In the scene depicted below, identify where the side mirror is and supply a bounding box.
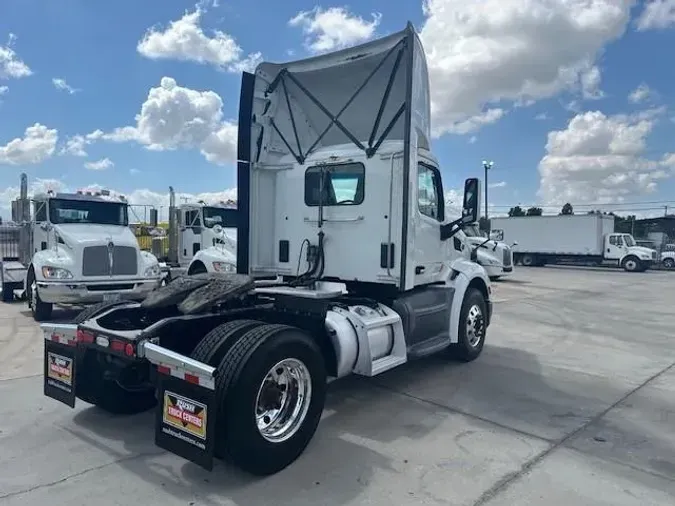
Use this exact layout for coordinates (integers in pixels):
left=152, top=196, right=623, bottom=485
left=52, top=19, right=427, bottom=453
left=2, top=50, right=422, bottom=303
left=40, top=222, right=52, bottom=232
left=470, top=248, right=478, bottom=262
left=212, top=224, right=223, bottom=235
left=461, top=178, right=482, bottom=225
left=512, top=241, right=518, bottom=247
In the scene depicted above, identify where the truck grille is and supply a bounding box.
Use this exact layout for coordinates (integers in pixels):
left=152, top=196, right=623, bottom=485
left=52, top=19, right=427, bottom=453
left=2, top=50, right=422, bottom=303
left=652, top=251, right=657, bottom=260
left=503, top=247, right=512, bottom=267
left=82, top=245, right=138, bottom=276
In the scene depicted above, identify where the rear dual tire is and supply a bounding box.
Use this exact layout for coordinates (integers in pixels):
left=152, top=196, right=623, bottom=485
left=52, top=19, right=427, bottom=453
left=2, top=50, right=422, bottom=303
left=191, top=320, right=327, bottom=475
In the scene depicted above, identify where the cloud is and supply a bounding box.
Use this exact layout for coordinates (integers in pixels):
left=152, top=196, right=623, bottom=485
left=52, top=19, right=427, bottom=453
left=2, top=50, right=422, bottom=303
left=289, top=7, right=381, bottom=53
left=60, top=130, right=104, bottom=157
left=537, top=109, right=674, bottom=205
left=0, top=123, right=58, bottom=165
left=0, top=85, right=7, bottom=95
left=535, top=112, right=549, bottom=120
left=419, top=0, right=634, bottom=137
left=96, top=77, right=237, bottom=165
left=628, top=83, right=652, bottom=103
left=84, top=158, right=114, bottom=171
left=0, top=33, right=32, bottom=80
left=137, top=7, right=261, bottom=72
left=635, top=0, right=675, bottom=31
left=489, top=181, right=507, bottom=189
left=52, top=78, right=79, bottom=94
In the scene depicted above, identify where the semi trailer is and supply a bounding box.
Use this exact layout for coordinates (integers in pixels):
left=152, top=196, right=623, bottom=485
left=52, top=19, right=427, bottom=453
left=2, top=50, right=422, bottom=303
left=41, top=23, right=494, bottom=476
left=491, top=214, right=657, bottom=272
left=1, top=174, right=162, bottom=320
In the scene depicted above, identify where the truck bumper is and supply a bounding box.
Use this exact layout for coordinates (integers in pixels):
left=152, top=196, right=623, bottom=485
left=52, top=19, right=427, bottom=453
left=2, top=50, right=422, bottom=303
left=37, top=278, right=160, bottom=304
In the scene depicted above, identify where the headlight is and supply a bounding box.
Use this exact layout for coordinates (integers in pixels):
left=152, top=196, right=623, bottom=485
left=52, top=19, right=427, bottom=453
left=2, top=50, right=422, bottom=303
left=144, top=264, right=161, bottom=277
left=212, top=261, right=236, bottom=273
left=42, top=266, right=73, bottom=279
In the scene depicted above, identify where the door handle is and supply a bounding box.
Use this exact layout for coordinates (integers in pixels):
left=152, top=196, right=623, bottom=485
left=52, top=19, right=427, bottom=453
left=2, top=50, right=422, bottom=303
left=415, top=266, right=425, bottom=274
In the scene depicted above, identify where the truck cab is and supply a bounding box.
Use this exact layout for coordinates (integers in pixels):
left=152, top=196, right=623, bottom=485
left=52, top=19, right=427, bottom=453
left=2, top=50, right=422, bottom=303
left=24, top=189, right=162, bottom=320
left=463, top=223, right=514, bottom=280
left=604, top=233, right=656, bottom=271
left=176, top=202, right=238, bottom=275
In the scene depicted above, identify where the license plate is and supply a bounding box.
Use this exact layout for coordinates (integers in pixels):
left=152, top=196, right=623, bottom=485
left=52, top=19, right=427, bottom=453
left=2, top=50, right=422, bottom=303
left=103, top=293, right=121, bottom=302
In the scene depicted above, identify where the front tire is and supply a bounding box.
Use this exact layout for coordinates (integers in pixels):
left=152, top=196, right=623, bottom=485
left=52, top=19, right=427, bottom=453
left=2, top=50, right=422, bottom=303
left=215, top=324, right=327, bottom=475
left=29, top=280, right=52, bottom=321
left=663, top=258, right=675, bottom=269
left=521, top=254, right=535, bottom=267
left=449, top=288, right=487, bottom=362
left=622, top=256, right=640, bottom=272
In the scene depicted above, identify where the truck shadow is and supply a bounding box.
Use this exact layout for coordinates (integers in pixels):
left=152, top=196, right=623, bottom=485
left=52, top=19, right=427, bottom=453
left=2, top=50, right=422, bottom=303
left=60, top=343, right=620, bottom=505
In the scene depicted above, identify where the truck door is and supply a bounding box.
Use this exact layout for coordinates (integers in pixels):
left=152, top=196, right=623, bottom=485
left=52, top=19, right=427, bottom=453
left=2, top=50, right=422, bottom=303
left=413, top=161, right=445, bottom=286
left=33, top=200, right=49, bottom=253
left=179, top=209, right=202, bottom=265
left=605, top=234, right=625, bottom=261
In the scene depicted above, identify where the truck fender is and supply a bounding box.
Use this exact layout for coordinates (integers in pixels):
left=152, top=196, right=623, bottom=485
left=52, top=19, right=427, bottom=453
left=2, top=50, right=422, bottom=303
left=448, top=259, right=491, bottom=344
left=29, top=250, right=76, bottom=283
left=189, top=247, right=237, bottom=274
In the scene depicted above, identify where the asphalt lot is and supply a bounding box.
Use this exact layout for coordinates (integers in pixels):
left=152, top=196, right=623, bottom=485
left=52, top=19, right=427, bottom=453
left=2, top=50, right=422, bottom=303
left=0, top=266, right=673, bottom=506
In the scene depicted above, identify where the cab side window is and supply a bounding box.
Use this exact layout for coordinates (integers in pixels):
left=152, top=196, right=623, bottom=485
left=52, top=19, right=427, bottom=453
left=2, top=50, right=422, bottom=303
left=609, top=235, right=623, bottom=246
left=417, top=163, right=444, bottom=221
left=34, top=201, right=47, bottom=222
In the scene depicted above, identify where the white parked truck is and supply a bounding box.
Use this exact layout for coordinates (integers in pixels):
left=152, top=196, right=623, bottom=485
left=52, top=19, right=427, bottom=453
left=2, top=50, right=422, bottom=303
left=0, top=174, right=162, bottom=320
left=41, top=23, right=493, bottom=477
left=490, top=214, right=657, bottom=272
left=462, top=223, right=515, bottom=280
left=159, top=188, right=238, bottom=281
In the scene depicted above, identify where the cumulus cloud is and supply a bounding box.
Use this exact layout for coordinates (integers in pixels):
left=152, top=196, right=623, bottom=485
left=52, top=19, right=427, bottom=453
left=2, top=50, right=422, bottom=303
left=289, top=7, right=381, bottom=53
left=0, top=85, right=7, bottom=95
left=419, top=0, right=634, bottom=137
left=52, top=78, right=79, bottom=94
left=84, top=158, right=114, bottom=171
left=0, top=33, right=32, bottom=80
left=628, top=83, right=652, bottom=103
left=94, top=77, right=237, bottom=165
left=537, top=109, right=675, bottom=205
left=635, top=0, right=675, bottom=31
left=137, top=8, right=261, bottom=72
left=0, top=123, right=58, bottom=165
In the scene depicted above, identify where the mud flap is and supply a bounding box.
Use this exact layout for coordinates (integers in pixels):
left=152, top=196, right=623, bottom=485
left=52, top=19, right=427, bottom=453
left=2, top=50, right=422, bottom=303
left=44, top=339, right=77, bottom=408
left=154, top=373, right=217, bottom=471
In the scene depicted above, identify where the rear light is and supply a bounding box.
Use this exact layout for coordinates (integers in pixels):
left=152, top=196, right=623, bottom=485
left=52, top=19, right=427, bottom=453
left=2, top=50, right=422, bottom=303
left=110, top=340, right=125, bottom=352
left=76, top=329, right=94, bottom=344
left=124, top=343, right=135, bottom=357
left=157, top=364, right=170, bottom=376
left=184, top=373, right=199, bottom=385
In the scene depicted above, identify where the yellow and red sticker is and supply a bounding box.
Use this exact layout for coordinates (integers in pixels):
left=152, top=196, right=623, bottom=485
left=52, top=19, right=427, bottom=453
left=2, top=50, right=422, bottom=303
left=47, top=352, right=73, bottom=386
left=162, top=391, right=207, bottom=440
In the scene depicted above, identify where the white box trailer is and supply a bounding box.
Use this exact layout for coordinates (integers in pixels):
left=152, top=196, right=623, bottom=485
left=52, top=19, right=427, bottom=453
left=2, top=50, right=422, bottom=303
left=490, top=214, right=657, bottom=272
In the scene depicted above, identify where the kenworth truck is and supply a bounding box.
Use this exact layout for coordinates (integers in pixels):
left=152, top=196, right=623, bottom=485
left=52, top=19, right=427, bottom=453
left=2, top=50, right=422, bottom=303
left=158, top=188, right=238, bottom=282
left=1, top=174, right=162, bottom=320
left=41, top=24, right=493, bottom=476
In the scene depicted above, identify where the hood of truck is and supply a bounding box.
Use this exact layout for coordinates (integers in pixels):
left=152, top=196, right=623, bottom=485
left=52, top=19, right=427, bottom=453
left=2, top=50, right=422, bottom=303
left=631, top=246, right=656, bottom=257
left=54, top=224, right=139, bottom=248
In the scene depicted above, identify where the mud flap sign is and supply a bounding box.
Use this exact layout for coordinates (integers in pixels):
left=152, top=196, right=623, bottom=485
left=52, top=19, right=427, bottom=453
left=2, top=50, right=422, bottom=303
left=44, top=340, right=77, bottom=408
left=155, top=374, right=217, bottom=471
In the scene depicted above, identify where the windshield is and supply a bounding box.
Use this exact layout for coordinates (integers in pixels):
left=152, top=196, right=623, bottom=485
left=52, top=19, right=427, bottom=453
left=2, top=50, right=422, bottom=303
left=463, top=224, right=485, bottom=238
left=48, top=198, right=128, bottom=226
left=623, top=235, right=636, bottom=247
left=202, top=206, right=238, bottom=228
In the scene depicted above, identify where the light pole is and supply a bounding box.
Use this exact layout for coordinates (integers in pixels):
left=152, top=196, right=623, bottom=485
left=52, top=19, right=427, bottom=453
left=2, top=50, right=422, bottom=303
left=482, top=160, right=493, bottom=230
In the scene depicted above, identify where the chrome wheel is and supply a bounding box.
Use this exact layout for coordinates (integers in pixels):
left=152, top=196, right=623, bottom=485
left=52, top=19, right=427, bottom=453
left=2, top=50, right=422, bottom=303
left=255, top=358, right=312, bottom=443
left=30, top=280, right=37, bottom=311
left=465, top=304, right=485, bottom=347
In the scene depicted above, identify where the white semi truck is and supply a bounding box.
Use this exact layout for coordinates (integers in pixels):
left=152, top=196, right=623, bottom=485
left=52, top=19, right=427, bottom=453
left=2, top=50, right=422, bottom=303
left=462, top=223, right=514, bottom=280
left=491, top=214, right=657, bottom=272
left=40, top=24, right=494, bottom=477
left=0, top=174, right=162, bottom=320
left=158, top=188, right=238, bottom=281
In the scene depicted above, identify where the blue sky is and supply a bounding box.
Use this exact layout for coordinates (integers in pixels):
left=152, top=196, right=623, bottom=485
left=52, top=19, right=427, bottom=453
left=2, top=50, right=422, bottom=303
left=1, top=0, right=674, bottom=219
